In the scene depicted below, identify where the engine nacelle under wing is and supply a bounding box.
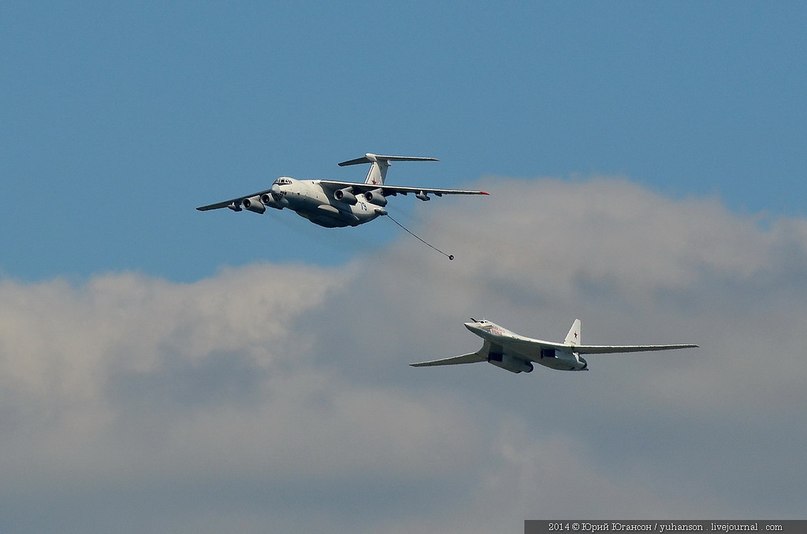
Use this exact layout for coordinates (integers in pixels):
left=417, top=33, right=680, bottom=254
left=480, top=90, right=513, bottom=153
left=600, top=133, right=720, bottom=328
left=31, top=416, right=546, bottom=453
left=242, top=196, right=266, bottom=214
left=363, top=189, right=388, bottom=207
left=488, top=352, right=534, bottom=374
left=334, top=188, right=358, bottom=205
left=260, top=193, right=285, bottom=210
left=541, top=348, right=587, bottom=371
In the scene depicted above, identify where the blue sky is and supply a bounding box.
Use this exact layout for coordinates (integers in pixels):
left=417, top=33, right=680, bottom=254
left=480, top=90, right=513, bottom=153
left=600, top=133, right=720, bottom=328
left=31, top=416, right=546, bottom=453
left=1, top=3, right=807, bottom=533
left=2, top=1, right=805, bottom=281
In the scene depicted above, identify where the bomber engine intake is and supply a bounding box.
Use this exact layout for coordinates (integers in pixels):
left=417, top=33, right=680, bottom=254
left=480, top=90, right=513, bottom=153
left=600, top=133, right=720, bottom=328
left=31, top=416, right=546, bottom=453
left=488, top=353, right=534, bottom=374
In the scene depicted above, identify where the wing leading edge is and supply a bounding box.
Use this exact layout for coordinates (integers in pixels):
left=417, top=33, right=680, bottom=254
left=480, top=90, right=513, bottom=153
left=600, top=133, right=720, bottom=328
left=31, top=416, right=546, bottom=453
left=498, top=337, right=697, bottom=357
left=571, top=343, right=698, bottom=354
left=196, top=188, right=274, bottom=212
left=410, top=341, right=491, bottom=367
left=409, top=352, right=486, bottom=367
left=318, top=180, right=488, bottom=197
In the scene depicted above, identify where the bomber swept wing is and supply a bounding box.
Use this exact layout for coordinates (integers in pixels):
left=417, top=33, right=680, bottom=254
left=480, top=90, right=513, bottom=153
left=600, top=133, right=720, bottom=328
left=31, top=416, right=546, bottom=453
left=491, top=336, right=698, bottom=356
left=410, top=341, right=492, bottom=367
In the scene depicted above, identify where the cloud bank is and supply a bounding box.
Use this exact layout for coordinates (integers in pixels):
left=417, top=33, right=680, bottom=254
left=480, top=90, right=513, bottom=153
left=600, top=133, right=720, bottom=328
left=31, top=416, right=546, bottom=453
left=1, top=176, right=806, bottom=533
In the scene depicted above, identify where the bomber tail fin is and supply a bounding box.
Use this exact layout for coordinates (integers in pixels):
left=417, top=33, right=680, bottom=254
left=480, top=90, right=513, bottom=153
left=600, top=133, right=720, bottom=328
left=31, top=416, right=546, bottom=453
left=564, top=319, right=582, bottom=346
left=338, top=153, right=438, bottom=186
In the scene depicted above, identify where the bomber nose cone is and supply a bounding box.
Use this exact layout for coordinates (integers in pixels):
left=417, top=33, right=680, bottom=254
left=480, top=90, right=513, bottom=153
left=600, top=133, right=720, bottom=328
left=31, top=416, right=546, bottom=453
left=464, top=321, right=481, bottom=333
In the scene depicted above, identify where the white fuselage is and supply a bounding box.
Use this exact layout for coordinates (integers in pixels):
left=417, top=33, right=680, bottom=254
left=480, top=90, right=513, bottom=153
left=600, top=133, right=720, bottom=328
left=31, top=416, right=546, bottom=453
left=464, top=321, right=587, bottom=372
left=267, top=177, right=385, bottom=228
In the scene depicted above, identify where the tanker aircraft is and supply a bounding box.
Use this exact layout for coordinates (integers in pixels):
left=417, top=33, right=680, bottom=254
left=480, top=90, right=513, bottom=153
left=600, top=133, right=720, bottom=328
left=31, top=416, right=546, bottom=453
left=197, top=153, right=488, bottom=228
left=411, top=319, right=697, bottom=373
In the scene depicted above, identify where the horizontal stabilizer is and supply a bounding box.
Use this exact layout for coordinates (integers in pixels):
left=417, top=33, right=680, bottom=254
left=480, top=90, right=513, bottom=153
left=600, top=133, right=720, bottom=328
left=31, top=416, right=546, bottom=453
left=410, top=352, right=486, bottom=367
left=338, top=153, right=438, bottom=167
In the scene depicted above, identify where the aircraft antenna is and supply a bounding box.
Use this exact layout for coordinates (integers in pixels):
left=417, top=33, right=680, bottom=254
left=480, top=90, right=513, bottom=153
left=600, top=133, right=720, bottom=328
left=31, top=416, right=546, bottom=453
left=385, top=212, right=454, bottom=261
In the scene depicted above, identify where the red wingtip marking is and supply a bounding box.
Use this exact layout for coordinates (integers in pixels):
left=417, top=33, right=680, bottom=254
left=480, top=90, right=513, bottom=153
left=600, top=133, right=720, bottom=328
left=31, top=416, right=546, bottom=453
left=481, top=191, right=490, bottom=195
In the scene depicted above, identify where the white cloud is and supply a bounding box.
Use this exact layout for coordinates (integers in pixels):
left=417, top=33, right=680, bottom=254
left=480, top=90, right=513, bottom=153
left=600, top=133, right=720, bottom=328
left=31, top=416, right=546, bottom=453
left=1, top=176, right=806, bottom=532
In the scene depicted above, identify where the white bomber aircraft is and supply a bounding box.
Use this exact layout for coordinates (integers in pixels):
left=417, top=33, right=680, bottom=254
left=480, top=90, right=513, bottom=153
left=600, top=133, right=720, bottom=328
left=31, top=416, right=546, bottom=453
left=197, top=153, right=488, bottom=228
left=411, top=319, right=697, bottom=373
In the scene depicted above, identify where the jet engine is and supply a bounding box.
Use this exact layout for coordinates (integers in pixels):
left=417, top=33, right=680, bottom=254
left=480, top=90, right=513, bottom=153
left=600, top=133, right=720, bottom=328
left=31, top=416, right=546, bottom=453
left=552, top=350, right=588, bottom=371
left=334, top=188, right=358, bottom=205
left=363, top=189, right=388, bottom=207
left=242, top=196, right=266, bottom=214
left=260, top=192, right=286, bottom=210
left=488, top=353, right=534, bottom=374
left=415, top=191, right=431, bottom=201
